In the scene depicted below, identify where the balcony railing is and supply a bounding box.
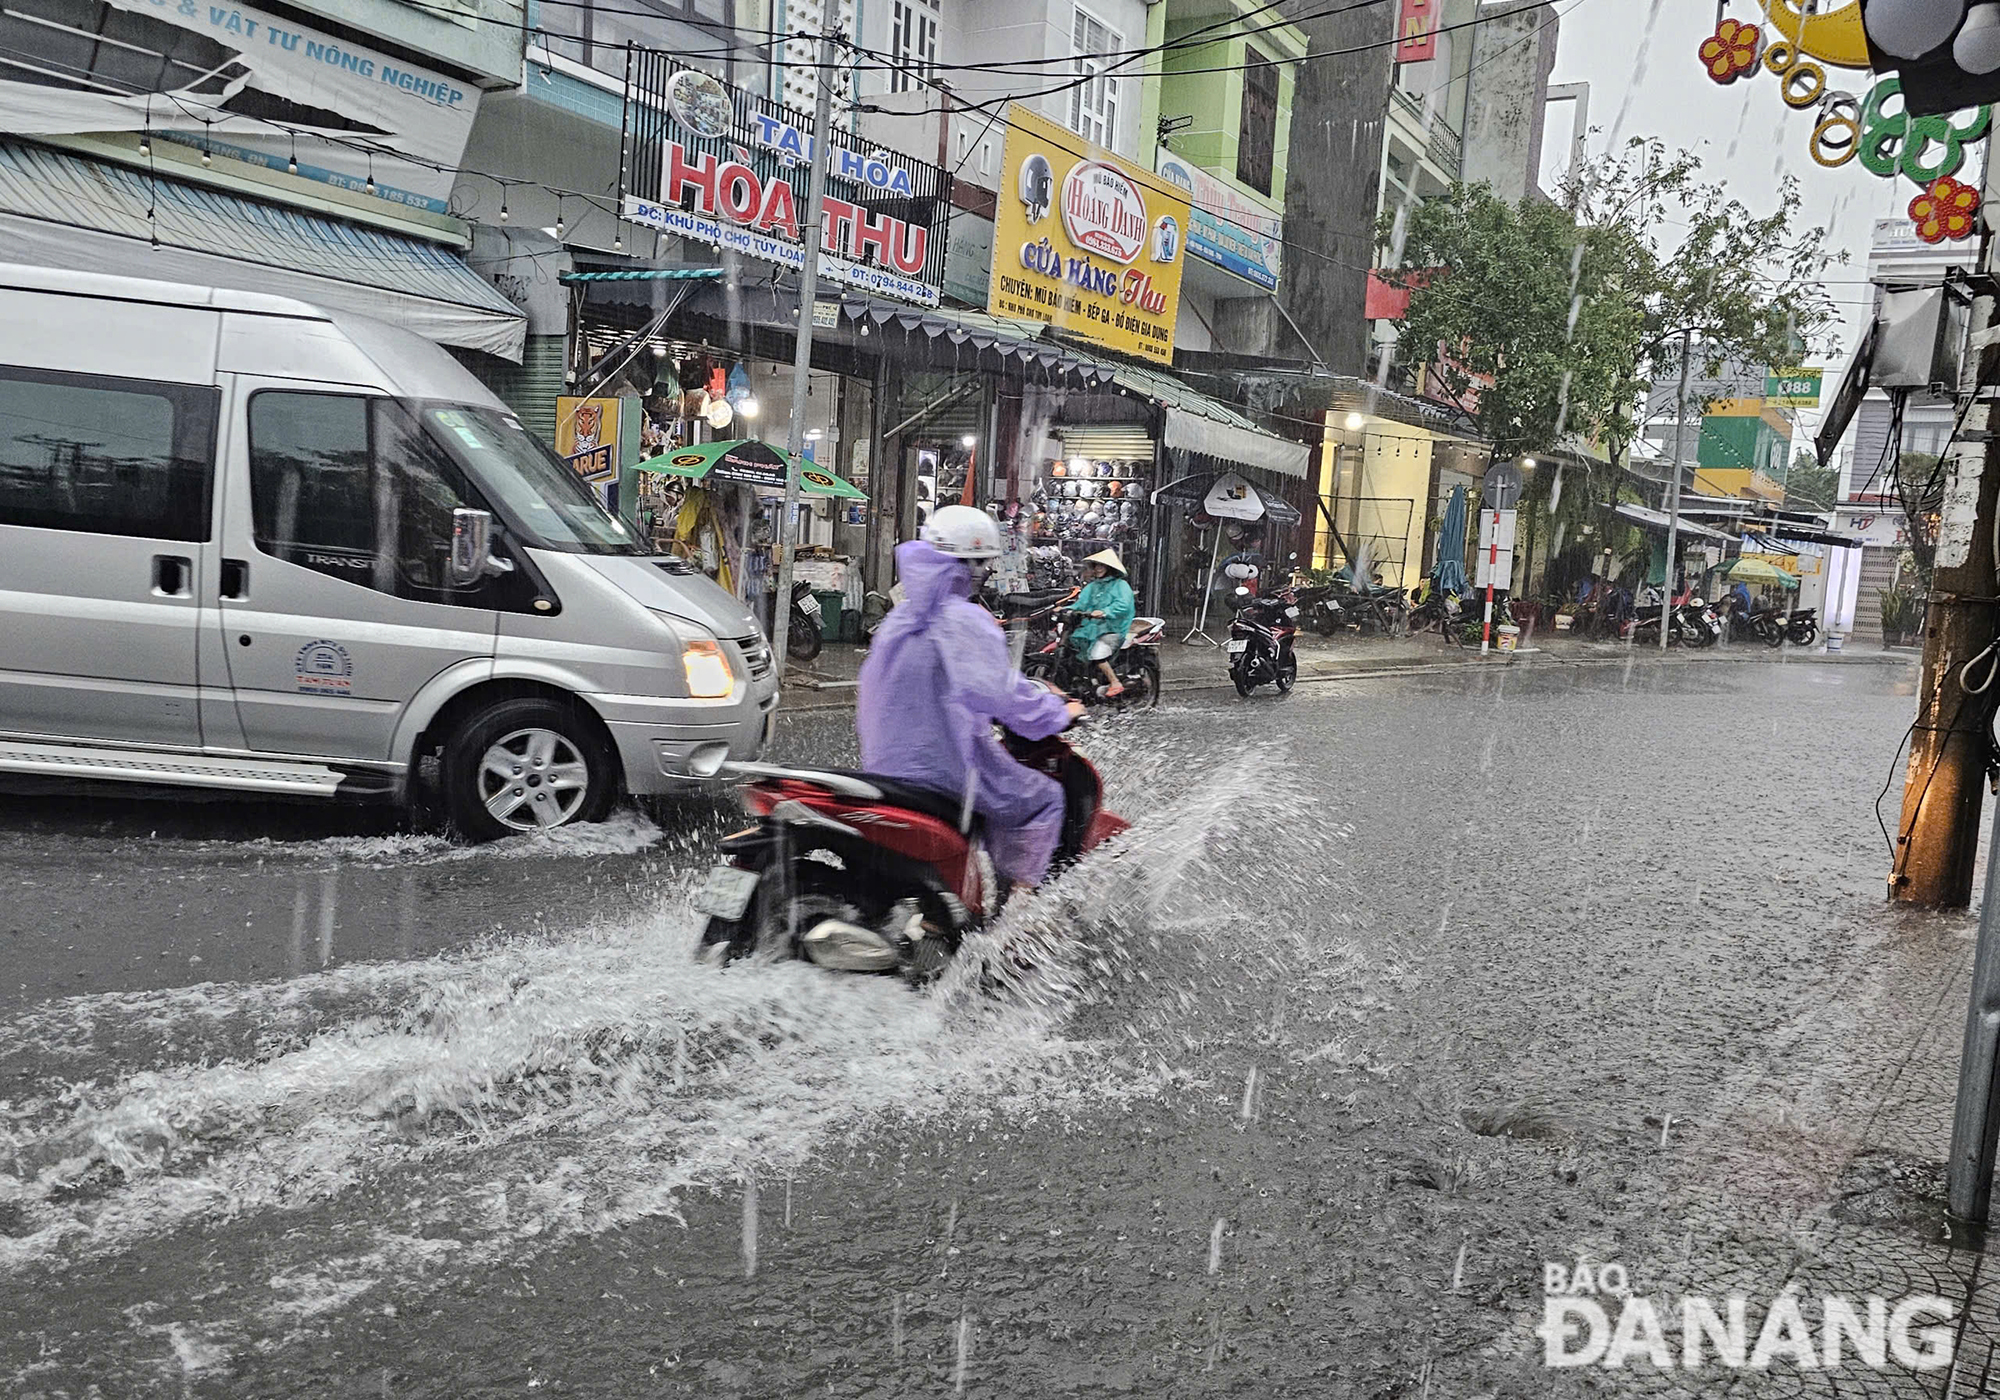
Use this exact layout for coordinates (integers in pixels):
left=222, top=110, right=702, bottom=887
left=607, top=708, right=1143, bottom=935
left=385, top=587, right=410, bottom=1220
left=1392, top=87, right=1461, bottom=178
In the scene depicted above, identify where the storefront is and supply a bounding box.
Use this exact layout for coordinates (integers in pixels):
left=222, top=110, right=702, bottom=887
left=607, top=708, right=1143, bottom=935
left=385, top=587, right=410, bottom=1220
left=0, top=3, right=524, bottom=360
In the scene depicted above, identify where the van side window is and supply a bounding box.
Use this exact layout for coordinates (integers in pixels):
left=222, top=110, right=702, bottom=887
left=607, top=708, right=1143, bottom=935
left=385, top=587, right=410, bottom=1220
left=0, top=365, right=217, bottom=541
left=248, top=391, right=499, bottom=604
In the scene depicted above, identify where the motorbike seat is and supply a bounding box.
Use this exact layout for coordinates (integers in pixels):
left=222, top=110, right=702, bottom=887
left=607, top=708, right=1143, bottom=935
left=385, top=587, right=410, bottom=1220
left=823, top=769, right=976, bottom=829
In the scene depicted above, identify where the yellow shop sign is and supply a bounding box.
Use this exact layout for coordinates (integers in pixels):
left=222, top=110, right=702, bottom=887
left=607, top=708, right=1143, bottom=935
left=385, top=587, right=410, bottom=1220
left=987, top=105, right=1190, bottom=364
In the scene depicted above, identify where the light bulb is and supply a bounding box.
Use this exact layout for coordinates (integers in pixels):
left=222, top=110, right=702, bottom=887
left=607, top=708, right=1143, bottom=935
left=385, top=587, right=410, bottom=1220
left=138, top=134, right=150, bottom=156
left=287, top=154, right=298, bottom=174
left=739, top=395, right=760, bottom=419
left=1958, top=2, right=2000, bottom=73
left=1871, top=0, right=1960, bottom=59
left=201, top=146, right=211, bottom=166
left=500, top=202, right=509, bottom=222
left=1345, top=412, right=1365, bottom=430
left=961, top=433, right=977, bottom=447
left=366, top=174, right=376, bottom=194
left=555, top=213, right=565, bottom=236
left=1521, top=456, right=1537, bottom=468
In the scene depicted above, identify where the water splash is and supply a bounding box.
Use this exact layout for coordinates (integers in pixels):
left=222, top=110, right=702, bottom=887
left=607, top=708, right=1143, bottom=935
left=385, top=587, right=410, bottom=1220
left=1, top=736, right=1351, bottom=1351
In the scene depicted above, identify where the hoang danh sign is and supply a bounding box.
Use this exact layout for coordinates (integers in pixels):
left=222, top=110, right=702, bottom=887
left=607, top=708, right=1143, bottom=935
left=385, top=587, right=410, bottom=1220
left=620, top=57, right=950, bottom=306
left=988, top=106, right=1191, bottom=364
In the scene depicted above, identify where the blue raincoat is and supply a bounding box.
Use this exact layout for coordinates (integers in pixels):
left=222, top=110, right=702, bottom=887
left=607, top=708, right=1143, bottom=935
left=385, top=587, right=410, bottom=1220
left=857, top=540, right=1074, bottom=884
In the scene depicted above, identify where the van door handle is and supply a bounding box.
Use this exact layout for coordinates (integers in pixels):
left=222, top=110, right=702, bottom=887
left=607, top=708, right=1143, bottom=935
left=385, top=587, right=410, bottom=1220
left=220, top=558, right=249, bottom=600
left=151, top=555, right=192, bottom=597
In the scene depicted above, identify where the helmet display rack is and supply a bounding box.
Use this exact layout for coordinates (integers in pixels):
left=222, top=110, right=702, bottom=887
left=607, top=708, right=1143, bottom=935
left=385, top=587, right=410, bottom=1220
left=1027, top=456, right=1153, bottom=596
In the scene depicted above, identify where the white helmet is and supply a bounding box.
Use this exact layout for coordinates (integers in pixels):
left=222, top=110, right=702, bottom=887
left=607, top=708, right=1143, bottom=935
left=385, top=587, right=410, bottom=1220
left=922, top=504, right=1004, bottom=560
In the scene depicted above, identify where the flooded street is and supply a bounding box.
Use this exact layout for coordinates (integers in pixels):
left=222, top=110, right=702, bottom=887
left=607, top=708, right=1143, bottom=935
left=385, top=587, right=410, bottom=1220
left=2, top=656, right=1977, bottom=1397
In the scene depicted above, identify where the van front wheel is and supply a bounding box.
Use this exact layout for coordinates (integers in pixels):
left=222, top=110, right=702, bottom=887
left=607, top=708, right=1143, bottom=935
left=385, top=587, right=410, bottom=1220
left=440, top=697, right=617, bottom=841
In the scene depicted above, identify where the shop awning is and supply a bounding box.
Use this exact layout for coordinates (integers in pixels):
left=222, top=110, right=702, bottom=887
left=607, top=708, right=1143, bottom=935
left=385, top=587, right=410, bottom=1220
left=1067, top=358, right=1309, bottom=479
left=1613, top=503, right=1735, bottom=541
left=0, top=141, right=526, bottom=360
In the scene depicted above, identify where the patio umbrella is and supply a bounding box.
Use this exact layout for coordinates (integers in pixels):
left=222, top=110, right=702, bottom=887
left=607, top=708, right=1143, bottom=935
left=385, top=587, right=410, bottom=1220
left=632, top=439, right=866, bottom=499
left=1152, top=470, right=1302, bottom=645
left=1432, top=484, right=1470, bottom=594
left=1721, top=557, right=1800, bottom=589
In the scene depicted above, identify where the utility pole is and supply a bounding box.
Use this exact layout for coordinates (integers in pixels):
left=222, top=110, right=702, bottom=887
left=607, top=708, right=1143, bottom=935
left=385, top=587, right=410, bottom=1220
left=1931, top=151, right=2000, bottom=1218
left=1891, top=257, right=2000, bottom=904
left=1659, top=326, right=1692, bottom=651
left=769, top=25, right=839, bottom=681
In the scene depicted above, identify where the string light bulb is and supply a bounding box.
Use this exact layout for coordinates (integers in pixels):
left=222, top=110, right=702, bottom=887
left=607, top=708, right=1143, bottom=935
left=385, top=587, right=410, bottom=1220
left=287, top=134, right=297, bottom=175
left=364, top=154, right=375, bottom=195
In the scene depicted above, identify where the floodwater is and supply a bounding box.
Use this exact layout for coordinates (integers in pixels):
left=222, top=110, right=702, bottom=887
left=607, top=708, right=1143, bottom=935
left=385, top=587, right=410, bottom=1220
left=1, top=657, right=1978, bottom=1397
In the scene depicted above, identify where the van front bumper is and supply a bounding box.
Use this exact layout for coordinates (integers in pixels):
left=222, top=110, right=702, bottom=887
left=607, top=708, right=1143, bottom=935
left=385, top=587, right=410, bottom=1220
left=592, top=689, right=780, bottom=795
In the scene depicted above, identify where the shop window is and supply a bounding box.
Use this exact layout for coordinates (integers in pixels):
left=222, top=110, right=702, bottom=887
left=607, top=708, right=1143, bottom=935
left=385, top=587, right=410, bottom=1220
left=1068, top=8, right=1121, bottom=148
left=1237, top=46, right=1277, bottom=196
left=247, top=392, right=495, bottom=603
left=889, top=0, right=938, bottom=92
left=0, top=365, right=216, bottom=542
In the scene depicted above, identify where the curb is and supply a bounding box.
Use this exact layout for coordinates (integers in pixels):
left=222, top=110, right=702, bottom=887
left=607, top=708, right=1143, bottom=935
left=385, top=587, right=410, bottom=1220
left=776, top=645, right=1917, bottom=712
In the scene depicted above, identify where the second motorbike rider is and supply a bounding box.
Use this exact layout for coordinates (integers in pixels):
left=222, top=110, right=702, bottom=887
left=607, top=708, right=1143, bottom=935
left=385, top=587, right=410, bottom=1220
left=1066, top=549, right=1137, bottom=699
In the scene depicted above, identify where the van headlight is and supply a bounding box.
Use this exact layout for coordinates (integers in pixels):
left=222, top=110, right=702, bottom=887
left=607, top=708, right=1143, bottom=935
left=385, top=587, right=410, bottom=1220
left=682, top=639, right=734, bottom=697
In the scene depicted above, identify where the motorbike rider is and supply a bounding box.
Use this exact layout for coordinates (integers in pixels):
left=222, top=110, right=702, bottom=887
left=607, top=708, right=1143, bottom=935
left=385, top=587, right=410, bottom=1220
left=1066, top=549, right=1137, bottom=698
left=857, top=506, right=1085, bottom=890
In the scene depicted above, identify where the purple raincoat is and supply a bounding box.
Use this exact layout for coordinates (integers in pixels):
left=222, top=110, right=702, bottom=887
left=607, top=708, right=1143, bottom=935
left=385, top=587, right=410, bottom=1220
left=857, top=540, right=1074, bottom=884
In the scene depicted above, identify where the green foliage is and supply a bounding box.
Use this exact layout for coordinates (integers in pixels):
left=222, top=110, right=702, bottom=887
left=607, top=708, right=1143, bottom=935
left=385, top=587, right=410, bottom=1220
left=1380, top=140, right=1839, bottom=470
left=1784, top=449, right=1838, bottom=511
left=1878, top=586, right=1922, bottom=633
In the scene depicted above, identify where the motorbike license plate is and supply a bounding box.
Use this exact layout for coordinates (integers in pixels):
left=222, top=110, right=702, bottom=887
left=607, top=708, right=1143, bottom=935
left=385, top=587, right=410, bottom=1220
left=798, top=596, right=822, bottom=618
left=692, top=864, right=759, bottom=921
left=1226, top=639, right=1249, bottom=654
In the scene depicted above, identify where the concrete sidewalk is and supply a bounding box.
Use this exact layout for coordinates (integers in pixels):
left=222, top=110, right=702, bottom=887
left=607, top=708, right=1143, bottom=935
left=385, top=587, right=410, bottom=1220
left=777, top=631, right=1921, bottom=709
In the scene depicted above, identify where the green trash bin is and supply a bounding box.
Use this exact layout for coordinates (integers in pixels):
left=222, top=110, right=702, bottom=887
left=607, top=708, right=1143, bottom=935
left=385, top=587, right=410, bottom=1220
left=813, top=589, right=846, bottom=643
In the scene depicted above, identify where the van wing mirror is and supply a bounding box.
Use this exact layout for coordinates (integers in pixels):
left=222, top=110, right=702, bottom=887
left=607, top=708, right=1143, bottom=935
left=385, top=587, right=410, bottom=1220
left=449, top=509, right=513, bottom=587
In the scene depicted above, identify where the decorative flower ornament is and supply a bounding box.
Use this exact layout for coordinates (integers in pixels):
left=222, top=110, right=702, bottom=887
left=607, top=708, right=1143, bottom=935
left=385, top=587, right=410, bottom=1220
left=1699, top=18, right=1761, bottom=83
left=1910, top=175, right=1980, bottom=243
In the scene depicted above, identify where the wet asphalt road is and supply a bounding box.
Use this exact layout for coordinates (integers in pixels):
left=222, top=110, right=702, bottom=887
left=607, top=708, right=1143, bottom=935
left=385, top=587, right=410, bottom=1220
left=3, top=653, right=1979, bottom=1398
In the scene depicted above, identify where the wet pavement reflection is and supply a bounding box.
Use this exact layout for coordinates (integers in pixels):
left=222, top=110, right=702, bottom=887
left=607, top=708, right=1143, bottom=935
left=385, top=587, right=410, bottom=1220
left=4, top=656, right=1991, bottom=1397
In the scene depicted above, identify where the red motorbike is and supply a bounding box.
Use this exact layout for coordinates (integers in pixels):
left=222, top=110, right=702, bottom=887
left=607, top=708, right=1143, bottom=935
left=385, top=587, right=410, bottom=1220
left=693, top=729, right=1129, bottom=981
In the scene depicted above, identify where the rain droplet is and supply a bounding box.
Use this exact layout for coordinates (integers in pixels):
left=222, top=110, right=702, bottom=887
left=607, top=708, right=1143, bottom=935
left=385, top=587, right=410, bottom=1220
left=1208, top=1216, right=1225, bottom=1274
left=954, top=1311, right=972, bottom=1394
left=742, top=1174, right=759, bottom=1278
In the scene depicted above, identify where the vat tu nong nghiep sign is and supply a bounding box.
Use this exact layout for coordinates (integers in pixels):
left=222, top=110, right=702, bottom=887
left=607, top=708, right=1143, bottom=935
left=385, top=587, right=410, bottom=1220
left=620, top=58, right=950, bottom=307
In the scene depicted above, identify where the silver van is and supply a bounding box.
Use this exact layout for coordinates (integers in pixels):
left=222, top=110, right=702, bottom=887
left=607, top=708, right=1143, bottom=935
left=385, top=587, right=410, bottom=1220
left=0, top=264, right=778, bottom=838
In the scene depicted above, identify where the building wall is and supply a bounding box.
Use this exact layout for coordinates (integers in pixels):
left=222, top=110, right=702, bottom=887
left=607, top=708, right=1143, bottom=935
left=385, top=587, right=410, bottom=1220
left=292, top=0, right=528, bottom=84
left=1281, top=1, right=1396, bottom=375
left=1459, top=0, right=1558, bottom=203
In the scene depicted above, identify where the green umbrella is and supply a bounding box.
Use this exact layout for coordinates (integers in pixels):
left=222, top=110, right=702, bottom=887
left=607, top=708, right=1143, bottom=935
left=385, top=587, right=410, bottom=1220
left=633, top=438, right=865, bottom=499
left=1721, top=557, right=1801, bottom=589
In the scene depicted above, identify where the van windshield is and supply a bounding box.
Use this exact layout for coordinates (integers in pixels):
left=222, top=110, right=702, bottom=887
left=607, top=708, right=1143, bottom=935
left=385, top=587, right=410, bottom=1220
left=420, top=404, right=646, bottom=555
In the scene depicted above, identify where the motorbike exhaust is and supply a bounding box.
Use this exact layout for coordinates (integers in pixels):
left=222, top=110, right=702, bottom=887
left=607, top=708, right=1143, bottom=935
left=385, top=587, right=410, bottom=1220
left=800, top=918, right=900, bottom=972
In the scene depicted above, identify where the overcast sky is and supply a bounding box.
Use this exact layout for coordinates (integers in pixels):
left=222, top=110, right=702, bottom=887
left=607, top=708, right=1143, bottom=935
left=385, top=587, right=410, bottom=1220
left=1538, top=0, right=1926, bottom=438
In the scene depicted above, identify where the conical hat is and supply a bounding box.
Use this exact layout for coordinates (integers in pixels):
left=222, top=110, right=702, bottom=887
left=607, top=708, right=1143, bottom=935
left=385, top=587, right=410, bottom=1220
left=1083, top=548, right=1128, bottom=576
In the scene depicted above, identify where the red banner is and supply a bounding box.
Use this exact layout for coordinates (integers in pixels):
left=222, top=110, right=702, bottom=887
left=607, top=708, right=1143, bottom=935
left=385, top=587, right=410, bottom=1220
left=1396, top=0, right=1439, bottom=61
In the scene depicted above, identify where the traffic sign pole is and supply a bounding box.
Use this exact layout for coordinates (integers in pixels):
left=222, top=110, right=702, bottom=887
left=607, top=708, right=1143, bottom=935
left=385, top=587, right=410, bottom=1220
left=1481, top=510, right=1498, bottom=654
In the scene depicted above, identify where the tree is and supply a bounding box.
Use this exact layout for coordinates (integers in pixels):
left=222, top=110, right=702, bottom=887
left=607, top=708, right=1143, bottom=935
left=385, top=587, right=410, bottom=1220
left=1379, top=139, right=1839, bottom=590
left=1784, top=448, right=1839, bottom=511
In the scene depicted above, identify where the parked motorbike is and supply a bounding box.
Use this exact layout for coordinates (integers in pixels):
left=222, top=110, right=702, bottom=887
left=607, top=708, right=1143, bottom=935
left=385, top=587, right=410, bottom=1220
left=1338, top=580, right=1410, bottom=637
left=1227, top=582, right=1300, bottom=695
left=1292, top=583, right=1349, bottom=637
left=692, top=728, right=1129, bottom=980
left=1022, top=608, right=1164, bottom=708
left=1771, top=607, right=1819, bottom=647
left=787, top=580, right=824, bottom=662
left=1626, top=588, right=1714, bottom=646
